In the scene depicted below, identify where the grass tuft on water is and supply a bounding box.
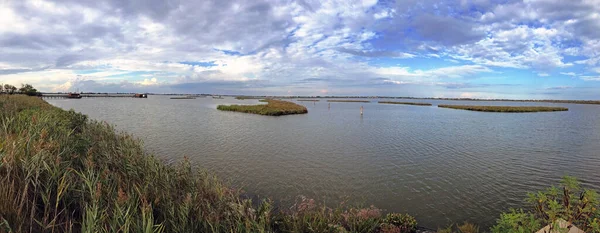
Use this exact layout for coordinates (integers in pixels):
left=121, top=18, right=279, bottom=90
left=327, top=100, right=370, bottom=103
left=378, top=101, right=432, bottom=106
left=438, top=104, right=568, bottom=112
left=217, top=99, right=308, bottom=116
left=297, top=99, right=320, bottom=102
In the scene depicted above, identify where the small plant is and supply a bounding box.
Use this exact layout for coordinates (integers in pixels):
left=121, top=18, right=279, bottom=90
left=382, top=213, right=417, bottom=233
left=526, top=176, right=600, bottom=232
left=457, top=222, right=479, bottom=233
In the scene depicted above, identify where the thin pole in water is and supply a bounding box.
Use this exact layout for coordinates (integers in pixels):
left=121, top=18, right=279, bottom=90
left=328, top=103, right=330, bottom=110
left=360, top=106, right=363, bottom=115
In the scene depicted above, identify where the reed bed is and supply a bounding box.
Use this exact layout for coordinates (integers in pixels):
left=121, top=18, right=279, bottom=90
left=217, top=99, right=308, bottom=116
left=296, top=99, right=320, bottom=102
left=378, top=101, right=432, bottom=106
left=438, top=105, right=568, bottom=112
left=0, top=95, right=425, bottom=233
left=327, top=100, right=370, bottom=103
left=235, top=96, right=260, bottom=100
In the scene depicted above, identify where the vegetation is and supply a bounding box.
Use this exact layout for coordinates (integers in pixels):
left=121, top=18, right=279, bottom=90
left=327, top=100, right=370, bottom=103
left=297, top=99, right=320, bottom=102
left=217, top=99, right=308, bottom=116
left=0, top=83, right=40, bottom=96
left=438, top=105, right=568, bottom=113
left=19, top=84, right=41, bottom=96
left=491, top=176, right=600, bottom=233
left=378, top=101, right=432, bottom=106
left=235, top=96, right=256, bottom=100
left=1, top=84, right=18, bottom=94
left=436, top=222, right=480, bottom=233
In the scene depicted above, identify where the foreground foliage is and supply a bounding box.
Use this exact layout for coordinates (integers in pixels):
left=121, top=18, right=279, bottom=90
left=217, top=99, right=308, bottom=116
left=438, top=105, right=568, bottom=113
left=378, top=101, right=432, bottom=106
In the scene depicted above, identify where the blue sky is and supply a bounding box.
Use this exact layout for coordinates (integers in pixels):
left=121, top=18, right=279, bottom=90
left=1, top=0, right=600, bottom=99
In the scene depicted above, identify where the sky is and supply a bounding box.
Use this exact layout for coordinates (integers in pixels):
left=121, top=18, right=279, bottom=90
left=1, top=0, right=600, bottom=99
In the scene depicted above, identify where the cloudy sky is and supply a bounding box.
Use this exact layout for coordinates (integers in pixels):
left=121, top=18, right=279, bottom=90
left=1, top=0, right=599, bottom=98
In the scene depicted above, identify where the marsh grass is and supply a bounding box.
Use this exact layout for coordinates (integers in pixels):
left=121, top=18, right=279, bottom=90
left=296, top=100, right=320, bottom=102
left=235, top=96, right=259, bottom=100
left=327, top=100, right=370, bottom=103
left=217, top=99, right=307, bottom=116
left=378, top=101, right=432, bottom=106
left=437, top=105, right=568, bottom=113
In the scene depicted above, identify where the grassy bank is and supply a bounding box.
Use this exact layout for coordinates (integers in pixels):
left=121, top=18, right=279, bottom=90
left=217, top=99, right=308, bottom=116
left=327, top=100, right=370, bottom=103
left=438, top=105, right=568, bottom=112
left=297, top=99, right=320, bottom=102
left=378, top=101, right=432, bottom=106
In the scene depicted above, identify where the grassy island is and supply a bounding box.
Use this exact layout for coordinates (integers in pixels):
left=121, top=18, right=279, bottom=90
left=327, top=100, right=370, bottom=103
left=438, top=105, right=569, bottom=112
left=235, top=96, right=260, bottom=100
left=378, top=101, right=432, bottom=106
left=297, top=99, right=320, bottom=102
left=217, top=99, right=308, bottom=116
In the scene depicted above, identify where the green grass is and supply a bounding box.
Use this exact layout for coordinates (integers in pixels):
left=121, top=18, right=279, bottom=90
left=378, top=101, right=432, bottom=106
left=0, top=95, right=426, bottom=233
left=235, top=96, right=259, bottom=100
left=296, top=99, right=320, bottom=102
left=217, top=99, right=308, bottom=116
left=327, top=100, right=370, bottom=103
left=438, top=105, right=568, bottom=112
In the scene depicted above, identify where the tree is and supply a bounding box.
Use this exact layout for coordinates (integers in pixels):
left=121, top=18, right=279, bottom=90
left=19, top=83, right=39, bottom=96
left=4, top=84, right=17, bottom=94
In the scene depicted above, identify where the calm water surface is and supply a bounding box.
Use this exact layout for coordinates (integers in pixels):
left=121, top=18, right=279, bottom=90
left=47, top=96, right=600, bottom=229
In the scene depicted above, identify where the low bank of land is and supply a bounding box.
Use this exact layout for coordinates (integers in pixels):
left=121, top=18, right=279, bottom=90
left=438, top=105, right=569, bottom=112
left=297, top=99, right=320, bottom=102
left=217, top=99, right=308, bottom=116
left=379, top=101, right=432, bottom=106
left=327, top=100, right=370, bottom=103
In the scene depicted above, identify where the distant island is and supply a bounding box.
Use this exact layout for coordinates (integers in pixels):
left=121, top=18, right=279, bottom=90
left=378, top=101, right=432, bottom=106
left=217, top=99, right=308, bottom=116
left=438, top=105, right=569, bottom=112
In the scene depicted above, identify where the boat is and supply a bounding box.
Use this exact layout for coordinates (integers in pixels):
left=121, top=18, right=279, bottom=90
left=67, top=93, right=82, bottom=99
left=134, top=93, right=148, bottom=98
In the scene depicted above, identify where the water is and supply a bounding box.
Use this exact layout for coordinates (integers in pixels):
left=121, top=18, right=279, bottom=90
left=46, top=96, right=600, bottom=229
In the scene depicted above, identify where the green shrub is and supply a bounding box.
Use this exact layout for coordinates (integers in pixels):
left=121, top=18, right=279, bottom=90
left=382, top=213, right=417, bottom=233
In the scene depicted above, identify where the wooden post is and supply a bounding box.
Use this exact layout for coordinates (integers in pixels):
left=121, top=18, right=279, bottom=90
left=360, top=106, right=363, bottom=115
left=328, top=103, right=330, bottom=110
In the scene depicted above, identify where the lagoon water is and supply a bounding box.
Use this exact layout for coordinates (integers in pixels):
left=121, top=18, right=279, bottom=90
left=47, top=96, right=600, bottom=229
